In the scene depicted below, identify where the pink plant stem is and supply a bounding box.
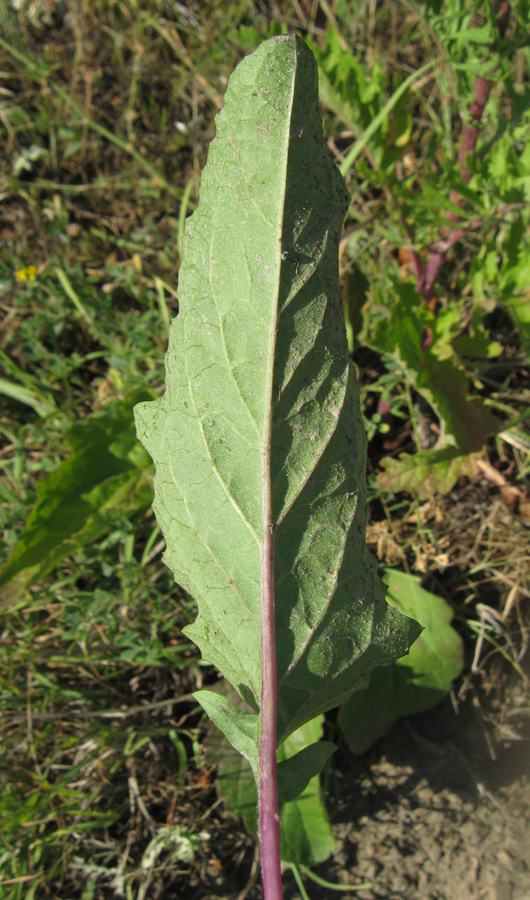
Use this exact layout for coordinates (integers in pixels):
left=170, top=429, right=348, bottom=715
left=427, top=203, right=523, bottom=257
left=419, top=0, right=511, bottom=300
left=259, top=497, right=282, bottom=897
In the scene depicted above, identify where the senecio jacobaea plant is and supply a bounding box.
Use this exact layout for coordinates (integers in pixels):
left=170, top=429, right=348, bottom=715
left=135, top=34, right=421, bottom=900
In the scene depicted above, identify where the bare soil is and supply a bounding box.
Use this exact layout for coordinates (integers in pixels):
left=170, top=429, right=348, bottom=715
left=194, top=665, right=529, bottom=900
left=314, top=680, right=530, bottom=900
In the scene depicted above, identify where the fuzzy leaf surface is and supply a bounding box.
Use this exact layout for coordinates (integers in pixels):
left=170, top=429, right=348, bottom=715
left=194, top=690, right=260, bottom=777
left=135, top=35, right=420, bottom=748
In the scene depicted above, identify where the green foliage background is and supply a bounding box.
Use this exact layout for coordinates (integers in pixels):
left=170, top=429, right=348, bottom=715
left=0, top=1, right=529, bottom=897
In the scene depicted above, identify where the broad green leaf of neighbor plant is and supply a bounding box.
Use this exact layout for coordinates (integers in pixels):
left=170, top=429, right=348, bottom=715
left=338, top=569, right=464, bottom=755
left=208, top=712, right=336, bottom=865
left=378, top=446, right=483, bottom=500
left=134, top=34, right=420, bottom=801
left=0, top=392, right=154, bottom=606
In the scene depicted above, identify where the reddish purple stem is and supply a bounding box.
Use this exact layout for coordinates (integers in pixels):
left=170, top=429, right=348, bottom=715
left=259, top=482, right=282, bottom=896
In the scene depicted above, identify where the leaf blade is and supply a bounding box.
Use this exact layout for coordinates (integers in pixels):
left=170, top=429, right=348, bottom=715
left=338, top=570, right=464, bottom=754
left=135, top=34, right=420, bottom=755
left=0, top=392, right=154, bottom=605
left=209, top=713, right=336, bottom=865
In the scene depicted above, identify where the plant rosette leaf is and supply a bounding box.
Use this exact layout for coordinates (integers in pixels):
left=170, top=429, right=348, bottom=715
left=0, top=391, right=154, bottom=606
left=134, top=34, right=420, bottom=804
left=207, top=710, right=336, bottom=866
left=338, top=569, right=464, bottom=755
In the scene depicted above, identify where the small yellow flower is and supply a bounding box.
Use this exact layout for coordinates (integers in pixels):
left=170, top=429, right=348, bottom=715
left=15, top=265, right=37, bottom=282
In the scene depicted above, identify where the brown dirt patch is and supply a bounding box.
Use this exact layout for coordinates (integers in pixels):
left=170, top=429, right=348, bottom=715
left=197, top=669, right=530, bottom=900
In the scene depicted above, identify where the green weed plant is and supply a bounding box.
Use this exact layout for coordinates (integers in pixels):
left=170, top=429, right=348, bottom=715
left=0, top=1, right=528, bottom=897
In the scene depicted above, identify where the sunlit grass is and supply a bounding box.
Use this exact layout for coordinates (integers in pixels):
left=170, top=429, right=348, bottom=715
left=1, top=0, right=529, bottom=896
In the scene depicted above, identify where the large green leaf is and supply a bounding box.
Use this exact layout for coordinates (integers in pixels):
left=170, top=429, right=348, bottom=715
left=0, top=392, right=154, bottom=605
left=209, top=713, right=336, bottom=865
left=338, top=570, right=464, bottom=755
left=134, top=35, right=420, bottom=754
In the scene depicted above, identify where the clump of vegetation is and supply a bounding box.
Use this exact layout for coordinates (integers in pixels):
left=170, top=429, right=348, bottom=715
left=1, top=2, right=528, bottom=899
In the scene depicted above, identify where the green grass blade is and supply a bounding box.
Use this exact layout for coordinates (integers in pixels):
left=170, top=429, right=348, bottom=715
left=339, top=59, right=438, bottom=177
